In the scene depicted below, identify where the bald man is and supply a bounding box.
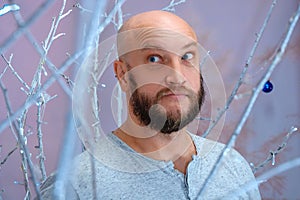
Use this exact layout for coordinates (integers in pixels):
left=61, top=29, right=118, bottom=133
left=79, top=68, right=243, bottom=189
left=38, top=11, right=261, bottom=199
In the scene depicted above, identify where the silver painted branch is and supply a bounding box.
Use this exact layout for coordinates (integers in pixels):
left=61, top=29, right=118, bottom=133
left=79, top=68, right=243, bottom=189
left=0, top=49, right=84, bottom=134
left=251, top=126, right=298, bottom=173
left=96, top=0, right=126, bottom=34
left=202, top=0, right=277, bottom=138
left=36, top=101, right=47, bottom=181
left=0, top=145, right=17, bottom=166
left=7, top=0, right=72, bottom=98
left=0, top=0, right=55, bottom=54
left=1, top=54, right=30, bottom=92
left=196, top=4, right=300, bottom=198
left=0, top=81, right=41, bottom=199
left=225, top=157, right=300, bottom=199
left=162, top=0, right=186, bottom=12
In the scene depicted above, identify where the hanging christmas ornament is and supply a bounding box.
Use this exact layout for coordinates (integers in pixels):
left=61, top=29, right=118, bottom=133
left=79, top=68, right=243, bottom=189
left=262, top=80, right=273, bottom=93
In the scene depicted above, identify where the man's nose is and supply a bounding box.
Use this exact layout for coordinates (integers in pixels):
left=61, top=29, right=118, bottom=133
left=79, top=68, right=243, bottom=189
left=164, top=57, right=186, bottom=86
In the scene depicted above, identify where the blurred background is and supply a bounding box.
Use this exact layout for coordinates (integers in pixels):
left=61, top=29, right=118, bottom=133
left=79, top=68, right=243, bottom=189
left=0, top=0, right=299, bottom=199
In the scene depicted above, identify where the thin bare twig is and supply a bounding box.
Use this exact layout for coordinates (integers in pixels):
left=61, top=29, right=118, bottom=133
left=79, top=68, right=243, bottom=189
left=36, top=102, right=47, bottom=181
left=114, top=0, right=124, bottom=126
left=0, top=47, right=78, bottom=198
left=0, top=80, right=41, bottom=199
left=0, top=81, right=31, bottom=196
left=96, top=0, right=127, bottom=34
left=0, top=49, right=84, bottom=134
left=42, top=0, right=72, bottom=54
left=7, top=0, right=72, bottom=98
left=202, top=0, right=277, bottom=138
left=162, top=0, right=186, bottom=12
left=0, top=145, right=18, bottom=166
left=225, top=157, right=300, bottom=199
left=83, top=1, right=109, bottom=199
left=1, top=54, right=30, bottom=92
left=251, top=126, right=298, bottom=173
left=52, top=0, right=117, bottom=198
left=116, top=0, right=123, bottom=30
left=196, top=4, right=300, bottom=198
left=0, top=0, right=55, bottom=54
left=1, top=2, right=75, bottom=197
left=32, top=0, right=71, bottom=183
left=0, top=63, right=9, bottom=80
left=73, top=3, right=93, bottom=13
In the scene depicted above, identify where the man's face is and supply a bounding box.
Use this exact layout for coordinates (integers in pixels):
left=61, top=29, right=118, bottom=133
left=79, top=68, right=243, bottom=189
left=117, top=28, right=205, bottom=134
left=119, top=29, right=205, bottom=134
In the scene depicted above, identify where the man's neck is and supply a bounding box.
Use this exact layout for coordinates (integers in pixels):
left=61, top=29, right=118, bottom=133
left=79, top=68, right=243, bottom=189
left=113, top=120, right=196, bottom=174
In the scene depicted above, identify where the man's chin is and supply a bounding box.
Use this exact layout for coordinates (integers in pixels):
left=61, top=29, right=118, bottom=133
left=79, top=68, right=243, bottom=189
left=148, top=117, right=182, bottom=134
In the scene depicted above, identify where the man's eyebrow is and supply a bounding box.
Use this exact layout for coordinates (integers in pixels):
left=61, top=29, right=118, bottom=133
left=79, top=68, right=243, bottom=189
left=182, top=41, right=198, bottom=50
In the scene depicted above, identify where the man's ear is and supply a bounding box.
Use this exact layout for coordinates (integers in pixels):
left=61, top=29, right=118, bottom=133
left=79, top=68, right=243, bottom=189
left=114, top=59, right=129, bottom=91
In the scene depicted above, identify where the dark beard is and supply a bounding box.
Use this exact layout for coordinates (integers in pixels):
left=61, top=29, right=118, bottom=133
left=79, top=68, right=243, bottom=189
left=129, top=75, right=205, bottom=134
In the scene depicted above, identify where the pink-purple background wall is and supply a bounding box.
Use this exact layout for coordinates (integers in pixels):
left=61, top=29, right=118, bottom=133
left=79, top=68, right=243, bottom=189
left=0, top=0, right=299, bottom=199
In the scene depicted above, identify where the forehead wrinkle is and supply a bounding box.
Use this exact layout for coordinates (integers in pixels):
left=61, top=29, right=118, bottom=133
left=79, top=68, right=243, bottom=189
left=140, top=41, right=198, bottom=55
left=137, top=33, right=196, bottom=53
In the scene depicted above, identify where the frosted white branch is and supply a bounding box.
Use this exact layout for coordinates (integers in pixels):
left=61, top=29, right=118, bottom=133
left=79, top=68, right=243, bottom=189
left=0, top=4, right=20, bottom=16
left=1, top=54, right=30, bottom=92
left=202, top=0, right=277, bottom=138
left=196, top=3, right=300, bottom=198
left=52, top=33, right=66, bottom=41
left=73, top=3, right=93, bottom=13
left=225, top=157, right=300, bottom=199
left=8, top=1, right=72, bottom=98
left=162, top=0, right=186, bottom=12
left=0, top=49, right=84, bottom=134
left=97, top=0, right=127, bottom=34
left=251, top=126, right=299, bottom=173
left=0, top=0, right=55, bottom=54
left=60, top=9, right=73, bottom=20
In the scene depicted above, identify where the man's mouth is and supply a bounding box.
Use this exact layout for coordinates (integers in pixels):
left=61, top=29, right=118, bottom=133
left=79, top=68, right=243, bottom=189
left=158, top=91, right=189, bottom=100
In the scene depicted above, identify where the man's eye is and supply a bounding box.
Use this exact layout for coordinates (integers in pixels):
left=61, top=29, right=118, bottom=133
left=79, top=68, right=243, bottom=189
left=181, top=52, right=193, bottom=60
left=147, top=55, right=161, bottom=63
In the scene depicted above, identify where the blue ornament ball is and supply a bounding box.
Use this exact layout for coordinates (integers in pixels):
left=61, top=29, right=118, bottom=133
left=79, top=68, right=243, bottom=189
left=262, top=80, right=273, bottom=93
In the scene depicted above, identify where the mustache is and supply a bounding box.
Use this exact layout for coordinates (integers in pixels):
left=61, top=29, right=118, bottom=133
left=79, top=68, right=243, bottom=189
left=156, top=86, right=194, bottom=100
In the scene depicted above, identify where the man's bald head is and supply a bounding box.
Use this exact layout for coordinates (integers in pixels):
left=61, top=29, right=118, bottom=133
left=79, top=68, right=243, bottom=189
left=116, top=10, right=198, bottom=58
left=118, top=10, right=197, bottom=40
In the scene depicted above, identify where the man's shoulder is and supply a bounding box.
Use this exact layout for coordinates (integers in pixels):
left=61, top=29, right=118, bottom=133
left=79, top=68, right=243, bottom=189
left=190, top=133, right=261, bottom=199
left=189, top=133, right=251, bottom=168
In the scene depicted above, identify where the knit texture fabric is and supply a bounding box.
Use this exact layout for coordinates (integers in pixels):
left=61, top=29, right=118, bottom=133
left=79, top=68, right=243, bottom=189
left=39, top=132, right=261, bottom=200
